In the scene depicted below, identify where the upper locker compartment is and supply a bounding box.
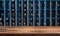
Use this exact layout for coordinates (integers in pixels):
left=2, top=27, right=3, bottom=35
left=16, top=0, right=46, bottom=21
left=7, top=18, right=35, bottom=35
left=0, top=0, right=4, bottom=10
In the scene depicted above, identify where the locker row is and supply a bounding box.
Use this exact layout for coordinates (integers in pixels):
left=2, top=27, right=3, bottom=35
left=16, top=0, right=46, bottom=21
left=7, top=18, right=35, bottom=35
left=0, top=0, right=60, bottom=26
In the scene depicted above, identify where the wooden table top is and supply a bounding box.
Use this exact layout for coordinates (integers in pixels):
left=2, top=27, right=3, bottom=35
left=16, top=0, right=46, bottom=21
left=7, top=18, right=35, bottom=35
left=0, top=26, right=60, bottom=34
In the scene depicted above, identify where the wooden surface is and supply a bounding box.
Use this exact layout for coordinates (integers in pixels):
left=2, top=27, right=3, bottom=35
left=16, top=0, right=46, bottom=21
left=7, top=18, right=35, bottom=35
left=0, top=34, right=60, bottom=36
left=0, top=26, right=60, bottom=34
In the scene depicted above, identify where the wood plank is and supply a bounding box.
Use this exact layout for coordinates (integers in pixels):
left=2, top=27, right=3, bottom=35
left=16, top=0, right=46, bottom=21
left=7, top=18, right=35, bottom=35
left=0, top=26, right=60, bottom=34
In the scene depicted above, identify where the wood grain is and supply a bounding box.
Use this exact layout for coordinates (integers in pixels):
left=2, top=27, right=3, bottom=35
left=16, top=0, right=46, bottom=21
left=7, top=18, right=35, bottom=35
left=0, top=26, right=60, bottom=34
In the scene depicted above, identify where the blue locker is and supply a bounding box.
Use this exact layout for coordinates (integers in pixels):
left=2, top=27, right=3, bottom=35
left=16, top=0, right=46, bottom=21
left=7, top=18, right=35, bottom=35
left=0, top=0, right=60, bottom=26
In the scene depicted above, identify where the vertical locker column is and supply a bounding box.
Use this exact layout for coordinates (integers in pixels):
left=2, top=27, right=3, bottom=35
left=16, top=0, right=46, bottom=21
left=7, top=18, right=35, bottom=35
left=23, top=0, right=27, bottom=26
left=4, top=0, right=6, bottom=26
left=18, top=0, right=21, bottom=26
left=46, top=1, right=50, bottom=26
left=35, top=0, right=39, bottom=26
left=50, top=1, right=52, bottom=26
left=29, top=0, right=33, bottom=26
left=15, top=0, right=18, bottom=26
left=27, top=0, right=29, bottom=26
left=21, top=0, right=24, bottom=26
left=34, top=0, right=39, bottom=26
left=33, top=0, right=35, bottom=26
left=44, top=0, right=46, bottom=26
left=10, top=0, right=12, bottom=26
left=6, top=0, right=9, bottom=26
left=55, top=1, right=58, bottom=26
left=0, top=0, right=4, bottom=26
left=52, top=1, right=56, bottom=26
left=40, top=1, right=44, bottom=26
left=57, top=1, right=60, bottom=26
left=11, top=0, right=15, bottom=26
left=38, top=0, right=41, bottom=26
